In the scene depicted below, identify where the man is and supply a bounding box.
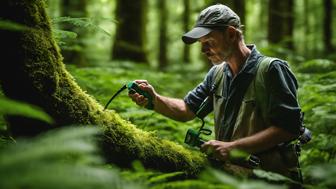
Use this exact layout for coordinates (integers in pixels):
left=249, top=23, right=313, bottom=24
left=129, top=4, right=303, bottom=183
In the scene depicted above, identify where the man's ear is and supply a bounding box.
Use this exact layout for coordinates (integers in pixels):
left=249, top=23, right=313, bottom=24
left=226, top=26, right=238, bottom=42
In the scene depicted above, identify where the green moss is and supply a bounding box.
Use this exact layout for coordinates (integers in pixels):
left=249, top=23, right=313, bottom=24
left=97, top=109, right=207, bottom=174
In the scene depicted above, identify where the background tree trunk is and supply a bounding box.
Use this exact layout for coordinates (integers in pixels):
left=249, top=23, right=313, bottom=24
left=233, top=0, right=246, bottom=31
left=207, top=0, right=245, bottom=27
left=268, top=0, right=294, bottom=49
left=60, top=0, right=89, bottom=66
left=323, top=0, right=333, bottom=54
left=158, top=0, right=168, bottom=70
left=111, top=0, right=148, bottom=64
left=183, top=0, right=191, bottom=64
left=0, top=0, right=205, bottom=175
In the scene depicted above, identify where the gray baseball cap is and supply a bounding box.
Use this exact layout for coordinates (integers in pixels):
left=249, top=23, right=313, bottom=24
left=182, top=4, right=241, bottom=44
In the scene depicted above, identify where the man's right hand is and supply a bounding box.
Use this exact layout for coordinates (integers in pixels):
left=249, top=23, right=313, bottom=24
left=128, top=80, right=157, bottom=108
left=128, top=80, right=195, bottom=122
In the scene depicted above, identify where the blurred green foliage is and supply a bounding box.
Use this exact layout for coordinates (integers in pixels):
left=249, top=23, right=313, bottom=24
left=0, top=126, right=144, bottom=189
left=296, top=59, right=336, bottom=74
left=0, top=19, right=29, bottom=31
left=0, top=97, right=53, bottom=124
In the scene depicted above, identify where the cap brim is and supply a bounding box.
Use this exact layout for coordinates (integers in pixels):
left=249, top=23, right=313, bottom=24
left=182, top=27, right=212, bottom=44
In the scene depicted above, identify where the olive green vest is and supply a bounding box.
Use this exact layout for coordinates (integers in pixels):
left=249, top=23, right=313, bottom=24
left=212, top=57, right=300, bottom=178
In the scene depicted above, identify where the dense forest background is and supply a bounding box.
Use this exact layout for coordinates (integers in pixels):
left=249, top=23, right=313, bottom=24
left=46, top=0, right=336, bottom=68
left=0, top=0, right=336, bottom=189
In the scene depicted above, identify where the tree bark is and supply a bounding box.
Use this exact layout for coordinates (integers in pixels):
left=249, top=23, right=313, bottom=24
left=0, top=0, right=205, bottom=175
left=59, top=0, right=89, bottom=66
left=158, top=0, right=168, bottom=70
left=111, top=0, right=148, bottom=64
left=268, top=0, right=294, bottom=49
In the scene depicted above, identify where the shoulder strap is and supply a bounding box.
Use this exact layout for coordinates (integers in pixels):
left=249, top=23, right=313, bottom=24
left=257, top=56, right=277, bottom=75
left=254, top=56, right=278, bottom=122
left=195, top=64, right=224, bottom=118
left=255, top=56, right=279, bottom=91
left=211, top=63, right=225, bottom=93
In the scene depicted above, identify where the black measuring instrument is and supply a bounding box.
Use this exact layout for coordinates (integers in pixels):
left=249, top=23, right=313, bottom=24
left=104, top=81, right=154, bottom=110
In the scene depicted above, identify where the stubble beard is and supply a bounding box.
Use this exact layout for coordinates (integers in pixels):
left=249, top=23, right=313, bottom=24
left=211, top=48, right=233, bottom=65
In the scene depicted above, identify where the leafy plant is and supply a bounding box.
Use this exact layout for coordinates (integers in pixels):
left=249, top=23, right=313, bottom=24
left=50, top=16, right=115, bottom=48
left=0, top=19, right=29, bottom=31
left=0, top=96, right=53, bottom=124
left=304, top=163, right=336, bottom=189
left=296, top=59, right=336, bottom=74
left=0, top=126, right=143, bottom=189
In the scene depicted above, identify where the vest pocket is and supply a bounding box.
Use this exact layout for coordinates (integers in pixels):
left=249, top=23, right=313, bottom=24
left=231, top=99, right=258, bottom=140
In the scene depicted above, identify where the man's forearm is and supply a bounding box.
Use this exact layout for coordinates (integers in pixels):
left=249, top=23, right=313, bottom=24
left=232, top=126, right=298, bottom=154
left=154, top=95, right=195, bottom=122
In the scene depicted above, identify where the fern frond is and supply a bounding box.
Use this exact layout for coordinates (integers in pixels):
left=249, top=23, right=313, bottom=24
left=0, top=19, right=29, bottom=31
left=51, top=17, right=113, bottom=37
left=0, top=126, right=100, bottom=167
left=0, top=96, right=53, bottom=124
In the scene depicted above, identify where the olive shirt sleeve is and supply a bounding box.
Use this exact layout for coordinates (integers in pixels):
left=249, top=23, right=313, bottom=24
left=183, top=66, right=217, bottom=115
left=267, top=60, right=302, bottom=135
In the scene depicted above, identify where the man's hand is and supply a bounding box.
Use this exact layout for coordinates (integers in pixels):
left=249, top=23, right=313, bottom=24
left=128, top=80, right=195, bottom=121
left=128, top=80, right=157, bottom=108
left=200, top=126, right=298, bottom=162
left=201, top=140, right=236, bottom=162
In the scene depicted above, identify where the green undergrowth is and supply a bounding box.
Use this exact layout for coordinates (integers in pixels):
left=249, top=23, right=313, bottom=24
left=296, top=71, right=336, bottom=166
left=293, top=59, right=336, bottom=188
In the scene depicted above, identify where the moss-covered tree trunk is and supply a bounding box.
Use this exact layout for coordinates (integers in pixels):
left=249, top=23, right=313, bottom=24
left=111, top=0, right=148, bottom=64
left=0, top=0, right=206, bottom=175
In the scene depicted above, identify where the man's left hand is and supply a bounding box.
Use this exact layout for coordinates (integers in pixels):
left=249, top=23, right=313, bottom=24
left=200, top=140, right=236, bottom=162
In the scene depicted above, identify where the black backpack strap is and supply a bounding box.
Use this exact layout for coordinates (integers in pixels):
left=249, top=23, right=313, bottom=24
left=195, top=63, right=225, bottom=118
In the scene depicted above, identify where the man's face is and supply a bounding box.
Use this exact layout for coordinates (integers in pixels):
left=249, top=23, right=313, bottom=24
left=199, top=30, right=232, bottom=65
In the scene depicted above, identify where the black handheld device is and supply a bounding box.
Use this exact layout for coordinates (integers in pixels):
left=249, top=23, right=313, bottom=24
left=104, top=81, right=154, bottom=110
